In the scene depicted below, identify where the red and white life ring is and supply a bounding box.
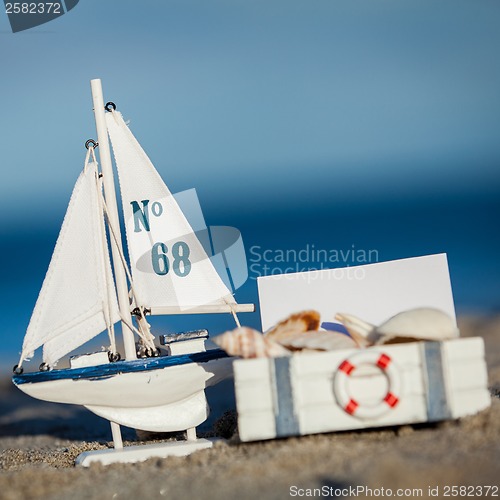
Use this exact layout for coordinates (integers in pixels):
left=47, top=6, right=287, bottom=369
left=334, top=351, right=402, bottom=420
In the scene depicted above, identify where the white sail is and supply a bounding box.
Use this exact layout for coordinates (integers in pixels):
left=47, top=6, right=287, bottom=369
left=21, top=161, right=120, bottom=366
left=105, top=111, right=235, bottom=311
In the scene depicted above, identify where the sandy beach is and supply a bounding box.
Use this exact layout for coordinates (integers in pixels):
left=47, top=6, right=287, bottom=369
left=0, top=315, right=498, bottom=500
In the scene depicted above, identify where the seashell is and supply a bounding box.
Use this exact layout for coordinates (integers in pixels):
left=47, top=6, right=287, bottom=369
left=277, top=330, right=358, bottom=351
left=374, top=307, right=459, bottom=344
left=333, top=313, right=373, bottom=347
left=264, top=310, right=320, bottom=342
left=213, top=327, right=291, bottom=358
left=335, top=307, right=459, bottom=346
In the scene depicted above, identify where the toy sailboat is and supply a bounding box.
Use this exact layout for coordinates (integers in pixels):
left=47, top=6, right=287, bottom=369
left=12, top=79, right=254, bottom=465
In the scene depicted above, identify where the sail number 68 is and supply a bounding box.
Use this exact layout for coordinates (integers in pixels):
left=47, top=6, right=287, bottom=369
left=151, top=241, right=191, bottom=277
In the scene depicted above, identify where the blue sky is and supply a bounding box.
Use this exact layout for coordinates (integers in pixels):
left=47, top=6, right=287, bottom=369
left=1, top=0, right=499, bottom=230
left=1, top=0, right=500, bottom=368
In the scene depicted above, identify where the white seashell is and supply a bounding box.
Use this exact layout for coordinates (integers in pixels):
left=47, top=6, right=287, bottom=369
left=333, top=313, right=373, bottom=347
left=264, top=310, right=320, bottom=342
left=373, top=307, right=459, bottom=344
left=335, top=308, right=459, bottom=346
left=213, top=327, right=291, bottom=358
left=277, top=330, right=358, bottom=351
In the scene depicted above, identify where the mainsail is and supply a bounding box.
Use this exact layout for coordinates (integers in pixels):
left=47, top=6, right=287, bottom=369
left=105, top=111, right=236, bottom=311
left=20, top=160, right=120, bottom=366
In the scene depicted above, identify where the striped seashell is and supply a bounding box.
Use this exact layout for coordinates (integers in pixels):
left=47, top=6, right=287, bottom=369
left=264, top=310, right=321, bottom=342
left=213, top=327, right=291, bottom=358
left=277, top=330, right=358, bottom=351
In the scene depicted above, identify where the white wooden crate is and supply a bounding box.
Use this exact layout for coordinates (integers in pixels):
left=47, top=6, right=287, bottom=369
left=234, top=338, right=490, bottom=442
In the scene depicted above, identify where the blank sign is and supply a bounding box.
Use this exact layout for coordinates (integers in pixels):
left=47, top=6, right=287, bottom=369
left=258, top=254, right=456, bottom=331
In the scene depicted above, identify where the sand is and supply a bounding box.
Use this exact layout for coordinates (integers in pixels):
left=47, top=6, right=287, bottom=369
left=0, top=316, right=499, bottom=500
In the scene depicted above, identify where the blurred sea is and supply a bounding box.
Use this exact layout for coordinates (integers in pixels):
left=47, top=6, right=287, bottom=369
left=1, top=192, right=498, bottom=372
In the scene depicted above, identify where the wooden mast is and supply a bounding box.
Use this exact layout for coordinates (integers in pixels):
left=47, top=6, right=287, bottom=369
left=90, top=79, right=137, bottom=363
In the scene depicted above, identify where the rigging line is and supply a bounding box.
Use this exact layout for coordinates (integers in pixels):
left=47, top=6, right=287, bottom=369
left=117, top=312, right=152, bottom=346
left=99, top=190, right=155, bottom=349
left=224, top=297, right=241, bottom=328
left=92, top=149, right=116, bottom=352
left=91, top=146, right=117, bottom=354
left=101, top=194, right=154, bottom=349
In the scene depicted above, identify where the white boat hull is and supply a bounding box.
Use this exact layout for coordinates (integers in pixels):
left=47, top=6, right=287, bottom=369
left=13, top=352, right=233, bottom=432
left=86, top=390, right=210, bottom=432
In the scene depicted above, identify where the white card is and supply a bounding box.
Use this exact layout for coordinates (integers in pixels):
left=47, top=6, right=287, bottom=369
left=257, top=254, right=456, bottom=331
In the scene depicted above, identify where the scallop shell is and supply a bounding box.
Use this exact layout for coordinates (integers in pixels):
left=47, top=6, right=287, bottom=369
left=213, top=327, right=291, bottom=358
left=335, top=307, right=459, bottom=346
left=277, top=330, right=358, bottom=351
left=264, top=310, right=321, bottom=342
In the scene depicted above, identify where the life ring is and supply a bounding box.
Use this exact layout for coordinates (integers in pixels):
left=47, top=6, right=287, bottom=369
left=334, top=351, right=401, bottom=420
